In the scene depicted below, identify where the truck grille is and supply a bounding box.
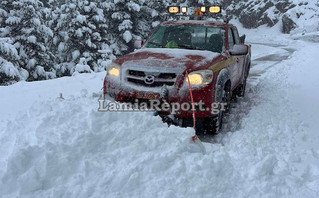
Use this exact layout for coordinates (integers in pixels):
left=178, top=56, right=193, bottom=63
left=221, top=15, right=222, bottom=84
left=126, top=69, right=177, bottom=87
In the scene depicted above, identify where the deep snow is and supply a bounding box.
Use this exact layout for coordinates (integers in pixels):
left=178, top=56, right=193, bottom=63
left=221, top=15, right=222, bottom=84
left=0, top=27, right=319, bottom=198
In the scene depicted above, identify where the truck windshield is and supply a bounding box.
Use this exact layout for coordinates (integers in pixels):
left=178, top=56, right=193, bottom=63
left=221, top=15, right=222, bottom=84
left=144, top=25, right=225, bottom=53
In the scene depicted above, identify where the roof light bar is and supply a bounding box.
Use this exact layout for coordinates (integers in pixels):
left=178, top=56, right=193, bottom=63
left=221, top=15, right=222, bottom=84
left=167, top=6, right=221, bottom=15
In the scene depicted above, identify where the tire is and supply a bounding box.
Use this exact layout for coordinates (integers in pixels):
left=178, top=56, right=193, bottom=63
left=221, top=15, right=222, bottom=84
left=200, top=82, right=231, bottom=135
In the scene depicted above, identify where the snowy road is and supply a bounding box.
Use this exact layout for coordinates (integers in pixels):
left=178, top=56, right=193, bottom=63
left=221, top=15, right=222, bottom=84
left=0, top=37, right=319, bottom=198
left=201, top=42, right=295, bottom=142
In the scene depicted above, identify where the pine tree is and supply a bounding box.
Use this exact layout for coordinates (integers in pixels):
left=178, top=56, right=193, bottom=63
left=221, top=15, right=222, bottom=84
left=0, top=37, right=21, bottom=85
left=105, top=0, right=139, bottom=55
left=52, top=0, right=115, bottom=75
left=1, top=0, right=55, bottom=81
left=0, top=1, right=21, bottom=84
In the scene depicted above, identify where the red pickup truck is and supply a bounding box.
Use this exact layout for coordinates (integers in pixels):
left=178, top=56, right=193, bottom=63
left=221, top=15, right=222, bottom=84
left=103, top=20, right=251, bottom=134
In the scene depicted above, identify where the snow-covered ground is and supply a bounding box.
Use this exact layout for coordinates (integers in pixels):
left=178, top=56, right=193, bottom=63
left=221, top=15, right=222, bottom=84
left=0, top=26, right=319, bottom=198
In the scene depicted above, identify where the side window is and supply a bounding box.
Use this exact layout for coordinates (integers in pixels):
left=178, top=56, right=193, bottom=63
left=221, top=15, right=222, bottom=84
left=206, top=28, right=224, bottom=53
left=232, top=28, right=240, bottom=44
left=228, top=28, right=234, bottom=50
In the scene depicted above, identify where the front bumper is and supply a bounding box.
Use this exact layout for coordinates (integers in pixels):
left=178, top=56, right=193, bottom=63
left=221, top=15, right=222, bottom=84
left=103, top=77, right=216, bottom=118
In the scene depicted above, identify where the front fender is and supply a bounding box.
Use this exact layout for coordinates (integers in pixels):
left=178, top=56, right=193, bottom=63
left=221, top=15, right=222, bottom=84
left=215, top=68, right=230, bottom=102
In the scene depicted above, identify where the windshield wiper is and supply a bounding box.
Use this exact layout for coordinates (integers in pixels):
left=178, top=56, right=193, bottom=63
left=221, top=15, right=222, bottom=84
left=147, top=41, right=165, bottom=48
left=147, top=42, right=205, bottom=51
left=178, top=44, right=205, bottom=51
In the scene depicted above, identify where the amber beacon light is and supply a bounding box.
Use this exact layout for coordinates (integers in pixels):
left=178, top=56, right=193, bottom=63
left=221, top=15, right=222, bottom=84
left=168, top=6, right=179, bottom=14
left=209, top=6, right=221, bottom=14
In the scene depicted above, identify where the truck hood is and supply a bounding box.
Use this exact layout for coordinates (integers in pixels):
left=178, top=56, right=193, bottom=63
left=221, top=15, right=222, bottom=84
left=115, top=48, right=222, bottom=72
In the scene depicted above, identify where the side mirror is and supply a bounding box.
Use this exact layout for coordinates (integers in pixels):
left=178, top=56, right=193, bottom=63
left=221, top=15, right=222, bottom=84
left=239, top=34, right=246, bottom=44
left=134, top=40, right=143, bottom=49
left=229, top=44, right=248, bottom=56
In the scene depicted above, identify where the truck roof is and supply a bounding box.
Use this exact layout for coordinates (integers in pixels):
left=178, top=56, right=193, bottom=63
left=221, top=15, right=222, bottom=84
left=161, top=20, right=231, bottom=27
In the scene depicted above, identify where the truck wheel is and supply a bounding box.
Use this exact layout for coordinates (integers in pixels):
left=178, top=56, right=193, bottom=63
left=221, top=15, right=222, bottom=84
left=201, top=82, right=231, bottom=135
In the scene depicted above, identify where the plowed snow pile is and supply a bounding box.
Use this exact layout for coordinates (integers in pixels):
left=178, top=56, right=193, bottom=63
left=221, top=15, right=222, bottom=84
left=0, top=29, right=318, bottom=198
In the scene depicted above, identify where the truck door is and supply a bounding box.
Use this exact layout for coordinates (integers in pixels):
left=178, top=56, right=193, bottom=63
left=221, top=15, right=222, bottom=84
left=228, top=27, right=244, bottom=88
left=227, top=27, right=238, bottom=90
left=232, top=27, right=245, bottom=85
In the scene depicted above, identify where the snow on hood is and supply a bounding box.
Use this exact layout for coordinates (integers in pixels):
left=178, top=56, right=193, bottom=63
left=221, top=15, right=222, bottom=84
left=121, top=48, right=220, bottom=72
left=133, top=48, right=219, bottom=60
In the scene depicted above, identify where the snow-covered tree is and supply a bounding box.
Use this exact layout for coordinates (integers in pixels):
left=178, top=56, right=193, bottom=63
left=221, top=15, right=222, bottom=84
left=1, top=0, right=55, bottom=81
left=0, top=38, right=22, bottom=85
left=0, top=3, right=22, bottom=84
left=52, top=0, right=115, bottom=76
left=103, top=0, right=140, bottom=55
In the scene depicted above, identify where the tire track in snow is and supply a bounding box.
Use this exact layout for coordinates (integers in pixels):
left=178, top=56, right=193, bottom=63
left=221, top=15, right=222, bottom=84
left=200, top=43, right=296, bottom=143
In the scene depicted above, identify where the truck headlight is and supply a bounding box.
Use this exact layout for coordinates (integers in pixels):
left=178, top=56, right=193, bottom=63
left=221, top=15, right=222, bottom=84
left=186, top=70, right=213, bottom=86
left=107, top=62, right=120, bottom=77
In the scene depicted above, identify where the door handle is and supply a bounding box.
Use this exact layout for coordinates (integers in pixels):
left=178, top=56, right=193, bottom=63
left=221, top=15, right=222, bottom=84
left=236, top=58, right=239, bottom=63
